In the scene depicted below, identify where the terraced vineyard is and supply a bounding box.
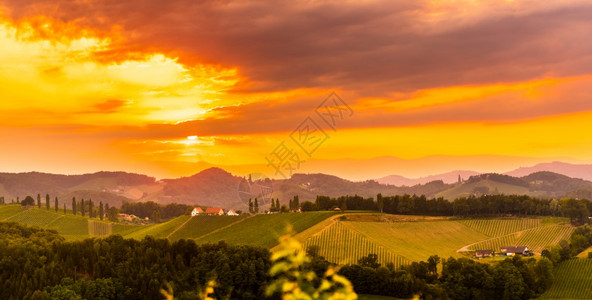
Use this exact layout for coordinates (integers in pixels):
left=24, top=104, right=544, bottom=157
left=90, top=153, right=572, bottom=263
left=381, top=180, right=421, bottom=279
left=168, top=215, right=248, bottom=241
left=538, top=259, right=592, bottom=299
left=349, top=220, right=489, bottom=262
left=459, top=219, right=542, bottom=237
left=196, top=211, right=336, bottom=248
left=124, top=215, right=191, bottom=239
left=304, top=221, right=410, bottom=266
left=45, top=215, right=89, bottom=239
left=295, top=215, right=576, bottom=268
left=0, top=206, right=92, bottom=239
left=300, top=218, right=490, bottom=268
left=5, top=208, right=63, bottom=228
left=111, top=223, right=146, bottom=237
left=88, top=220, right=113, bottom=237
left=467, top=224, right=574, bottom=254
left=0, top=205, right=21, bottom=220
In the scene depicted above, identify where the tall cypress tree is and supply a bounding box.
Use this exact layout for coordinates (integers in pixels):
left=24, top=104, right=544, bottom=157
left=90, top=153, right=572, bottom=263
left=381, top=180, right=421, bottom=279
left=46, top=194, right=50, bottom=210
left=99, top=201, right=104, bottom=220
left=63, top=203, right=66, bottom=214
left=55, top=197, right=58, bottom=212
left=270, top=199, right=276, bottom=212
left=88, top=199, right=94, bottom=218
left=37, top=194, right=41, bottom=208
left=276, top=199, right=280, bottom=212
left=81, top=199, right=85, bottom=217
left=72, top=197, right=77, bottom=215
left=254, top=198, right=259, bottom=213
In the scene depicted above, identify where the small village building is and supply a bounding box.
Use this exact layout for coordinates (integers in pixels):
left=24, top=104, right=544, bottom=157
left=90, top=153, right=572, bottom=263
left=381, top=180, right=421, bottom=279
left=191, top=207, right=204, bottom=217
left=500, top=246, right=529, bottom=256
left=475, top=250, right=493, bottom=258
left=205, top=207, right=225, bottom=216
left=118, top=213, right=132, bottom=222
left=226, top=209, right=239, bottom=216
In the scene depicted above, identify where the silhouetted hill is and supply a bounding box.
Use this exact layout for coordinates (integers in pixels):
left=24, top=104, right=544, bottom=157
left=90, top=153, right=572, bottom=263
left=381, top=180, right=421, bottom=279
left=376, top=170, right=480, bottom=186
left=435, top=171, right=592, bottom=199
left=161, top=167, right=244, bottom=209
left=2, top=167, right=592, bottom=210
left=274, top=173, right=453, bottom=203
left=521, top=171, right=592, bottom=198
left=0, top=171, right=155, bottom=202
left=506, top=161, right=592, bottom=181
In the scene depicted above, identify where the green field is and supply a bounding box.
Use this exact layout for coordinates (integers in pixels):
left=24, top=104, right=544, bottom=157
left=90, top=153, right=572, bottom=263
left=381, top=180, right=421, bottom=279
left=0, top=206, right=336, bottom=248
left=295, top=215, right=576, bottom=268
left=168, top=215, right=248, bottom=241
left=302, top=218, right=488, bottom=267
left=459, top=218, right=543, bottom=237
left=538, top=259, right=592, bottom=299
left=467, top=224, right=574, bottom=254
left=124, top=215, right=192, bottom=239
left=196, top=212, right=336, bottom=248
left=0, top=205, right=21, bottom=220
left=0, top=205, right=92, bottom=239
left=304, top=221, right=411, bottom=265
left=0, top=205, right=577, bottom=268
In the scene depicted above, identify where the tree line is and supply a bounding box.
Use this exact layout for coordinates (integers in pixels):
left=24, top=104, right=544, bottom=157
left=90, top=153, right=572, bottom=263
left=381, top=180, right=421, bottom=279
left=339, top=253, right=554, bottom=299
left=120, top=201, right=195, bottom=222
left=300, top=194, right=591, bottom=223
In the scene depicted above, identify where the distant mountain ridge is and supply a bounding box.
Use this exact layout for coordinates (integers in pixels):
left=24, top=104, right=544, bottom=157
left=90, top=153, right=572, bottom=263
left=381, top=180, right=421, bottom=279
left=376, top=170, right=481, bottom=186
left=504, top=161, right=592, bottom=181
left=2, top=162, right=592, bottom=210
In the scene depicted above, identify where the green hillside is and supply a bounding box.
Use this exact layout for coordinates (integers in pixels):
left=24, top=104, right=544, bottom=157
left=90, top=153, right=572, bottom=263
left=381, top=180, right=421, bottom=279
left=538, top=258, right=592, bottom=299
left=168, top=215, right=248, bottom=241
left=302, top=217, right=488, bottom=267
left=459, top=218, right=543, bottom=237
left=467, top=224, right=574, bottom=254
left=196, top=211, right=336, bottom=248
left=124, top=215, right=192, bottom=239
left=0, top=205, right=90, bottom=239
left=0, top=206, right=335, bottom=247
left=294, top=214, right=575, bottom=268
left=0, top=205, right=577, bottom=272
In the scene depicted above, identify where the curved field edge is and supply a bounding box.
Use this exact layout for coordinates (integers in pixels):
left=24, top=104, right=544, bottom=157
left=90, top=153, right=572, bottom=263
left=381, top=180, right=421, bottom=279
left=123, top=215, right=191, bottom=239
left=301, top=219, right=489, bottom=268
left=168, top=215, right=249, bottom=241
left=196, top=211, right=337, bottom=248
left=466, top=224, right=574, bottom=254
left=537, top=259, right=592, bottom=299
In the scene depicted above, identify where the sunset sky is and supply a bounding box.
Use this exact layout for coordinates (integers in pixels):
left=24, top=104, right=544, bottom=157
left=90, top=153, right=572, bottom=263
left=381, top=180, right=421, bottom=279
left=1, top=0, right=592, bottom=180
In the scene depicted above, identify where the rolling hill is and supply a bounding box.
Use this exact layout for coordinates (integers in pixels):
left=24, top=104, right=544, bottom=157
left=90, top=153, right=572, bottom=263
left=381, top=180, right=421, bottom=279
left=0, top=205, right=577, bottom=272
left=376, top=170, right=481, bottom=186
left=291, top=213, right=574, bottom=268
left=506, top=161, right=592, bottom=182
left=2, top=167, right=592, bottom=212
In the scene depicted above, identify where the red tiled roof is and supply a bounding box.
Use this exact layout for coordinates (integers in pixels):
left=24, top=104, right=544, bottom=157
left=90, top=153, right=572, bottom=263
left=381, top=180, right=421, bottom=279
left=205, top=207, right=223, bottom=214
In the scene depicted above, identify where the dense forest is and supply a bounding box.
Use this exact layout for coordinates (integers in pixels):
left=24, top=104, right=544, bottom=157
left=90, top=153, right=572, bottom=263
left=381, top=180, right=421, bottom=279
left=2, top=221, right=592, bottom=299
left=0, top=222, right=270, bottom=300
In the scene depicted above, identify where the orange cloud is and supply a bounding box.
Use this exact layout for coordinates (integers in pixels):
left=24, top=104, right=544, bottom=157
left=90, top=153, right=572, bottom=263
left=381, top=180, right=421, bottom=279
left=1, top=1, right=592, bottom=179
